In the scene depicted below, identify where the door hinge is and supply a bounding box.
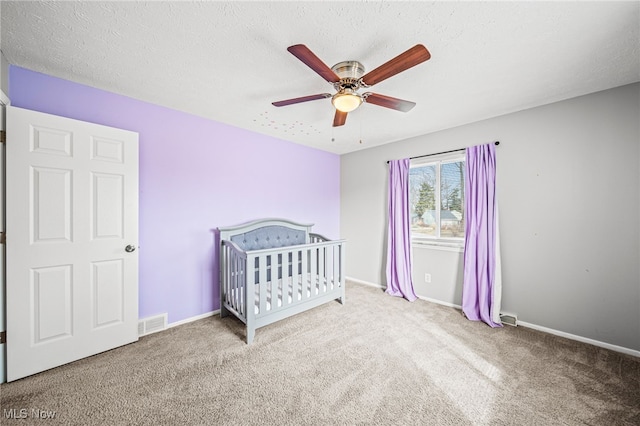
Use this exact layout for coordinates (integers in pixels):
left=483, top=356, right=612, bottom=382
left=0, top=130, right=5, bottom=144
left=0, top=232, right=4, bottom=244
left=0, top=331, right=5, bottom=344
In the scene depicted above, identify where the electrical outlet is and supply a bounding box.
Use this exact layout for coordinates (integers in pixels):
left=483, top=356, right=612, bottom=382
left=424, top=273, right=431, bottom=283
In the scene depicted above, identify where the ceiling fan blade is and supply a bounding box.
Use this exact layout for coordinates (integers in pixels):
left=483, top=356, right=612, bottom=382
left=288, top=44, right=341, bottom=83
left=360, top=44, right=431, bottom=86
left=333, top=110, right=347, bottom=127
left=272, top=93, right=332, bottom=107
left=364, top=93, right=416, bottom=112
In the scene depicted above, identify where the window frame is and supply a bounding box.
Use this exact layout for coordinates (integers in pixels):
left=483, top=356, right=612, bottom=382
left=409, top=151, right=466, bottom=250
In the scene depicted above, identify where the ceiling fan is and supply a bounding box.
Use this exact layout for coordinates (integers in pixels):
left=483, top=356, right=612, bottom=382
left=272, top=44, right=431, bottom=127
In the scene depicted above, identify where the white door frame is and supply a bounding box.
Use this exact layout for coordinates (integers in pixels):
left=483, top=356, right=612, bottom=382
left=0, top=89, right=9, bottom=383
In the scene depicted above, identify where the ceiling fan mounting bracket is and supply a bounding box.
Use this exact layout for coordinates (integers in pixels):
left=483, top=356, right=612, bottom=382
left=331, top=61, right=365, bottom=79
left=331, top=61, right=367, bottom=92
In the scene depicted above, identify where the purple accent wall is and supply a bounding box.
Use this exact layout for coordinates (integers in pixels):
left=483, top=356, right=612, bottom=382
left=9, top=65, right=340, bottom=324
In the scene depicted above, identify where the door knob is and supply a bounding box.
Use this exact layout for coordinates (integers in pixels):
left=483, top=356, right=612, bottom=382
left=125, top=245, right=136, bottom=253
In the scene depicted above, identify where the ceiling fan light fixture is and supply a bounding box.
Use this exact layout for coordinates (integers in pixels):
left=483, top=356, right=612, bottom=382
left=332, top=89, right=363, bottom=113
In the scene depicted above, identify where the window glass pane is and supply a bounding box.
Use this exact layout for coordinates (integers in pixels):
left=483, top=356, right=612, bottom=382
left=440, top=161, right=465, bottom=238
left=409, top=165, right=436, bottom=237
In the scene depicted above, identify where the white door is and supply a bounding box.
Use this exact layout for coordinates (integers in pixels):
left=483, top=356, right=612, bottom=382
left=6, top=106, right=139, bottom=381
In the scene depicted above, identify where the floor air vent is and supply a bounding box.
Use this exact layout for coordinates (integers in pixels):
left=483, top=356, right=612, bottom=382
left=500, top=313, right=518, bottom=327
left=138, top=313, right=168, bottom=336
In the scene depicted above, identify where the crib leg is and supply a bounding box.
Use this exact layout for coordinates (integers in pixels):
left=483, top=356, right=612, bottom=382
left=246, top=326, right=255, bottom=345
left=220, top=304, right=230, bottom=318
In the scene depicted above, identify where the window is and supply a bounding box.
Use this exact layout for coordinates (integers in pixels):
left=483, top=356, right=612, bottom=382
left=409, top=153, right=465, bottom=244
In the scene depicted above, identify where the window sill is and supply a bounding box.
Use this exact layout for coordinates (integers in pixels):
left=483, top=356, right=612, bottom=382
left=412, top=240, right=464, bottom=253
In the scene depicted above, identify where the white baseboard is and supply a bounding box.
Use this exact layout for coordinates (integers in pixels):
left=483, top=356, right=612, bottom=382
left=346, top=276, right=639, bottom=358
left=167, top=310, right=220, bottom=329
left=518, top=321, right=640, bottom=358
left=346, top=276, right=384, bottom=289
left=418, top=295, right=462, bottom=310
left=346, top=276, right=463, bottom=309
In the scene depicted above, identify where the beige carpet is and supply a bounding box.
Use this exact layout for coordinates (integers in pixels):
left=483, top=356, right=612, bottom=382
left=1, top=281, right=638, bottom=425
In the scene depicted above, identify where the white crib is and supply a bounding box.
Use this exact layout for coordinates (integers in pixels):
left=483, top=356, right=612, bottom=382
left=218, top=218, right=346, bottom=344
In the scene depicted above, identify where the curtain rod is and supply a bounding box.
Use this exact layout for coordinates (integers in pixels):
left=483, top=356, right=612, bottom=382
left=386, top=141, right=500, bottom=164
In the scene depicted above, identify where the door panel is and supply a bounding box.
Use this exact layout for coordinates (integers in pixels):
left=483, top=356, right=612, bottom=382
left=32, top=265, right=73, bottom=343
left=6, top=106, right=139, bottom=381
left=92, top=259, right=124, bottom=327
left=92, top=172, right=124, bottom=239
left=32, top=166, right=73, bottom=242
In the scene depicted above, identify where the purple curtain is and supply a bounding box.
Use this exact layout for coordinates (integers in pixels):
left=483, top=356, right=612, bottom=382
left=386, top=159, right=417, bottom=302
left=462, top=143, right=502, bottom=327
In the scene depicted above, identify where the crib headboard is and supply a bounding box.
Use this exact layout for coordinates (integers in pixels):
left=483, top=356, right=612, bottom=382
left=218, top=218, right=313, bottom=251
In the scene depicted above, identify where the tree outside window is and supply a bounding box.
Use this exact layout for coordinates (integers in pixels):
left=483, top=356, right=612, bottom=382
left=409, top=157, right=465, bottom=241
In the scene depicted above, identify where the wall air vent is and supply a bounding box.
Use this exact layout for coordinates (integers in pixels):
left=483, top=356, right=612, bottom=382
left=138, top=313, right=168, bottom=336
left=500, top=313, right=518, bottom=327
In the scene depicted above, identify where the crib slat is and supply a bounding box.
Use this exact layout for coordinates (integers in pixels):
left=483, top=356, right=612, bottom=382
left=241, top=255, right=246, bottom=315
left=339, top=242, right=346, bottom=302
left=222, top=246, right=228, bottom=306
left=322, top=247, right=331, bottom=293
left=235, top=253, right=243, bottom=316
left=301, top=247, right=309, bottom=301
left=310, top=247, right=317, bottom=296
left=331, top=246, right=340, bottom=290
left=227, top=247, right=232, bottom=306
left=258, top=254, right=267, bottom=315
left=317, top=247, right=323, bottom=295
left=292, top=249, right=301, bottom=303
left=324, top=245, right=331, bottom=292
left=319, top=246, right=325, bottom=294
left=269, top=254, right=275, bottom=311
left=325, top=245, right=332, bottom=291
left=291, top=249, right=297, bottom=304
left=325, top=246, right=330, bottom=292
left=228, top=248, right=233, bottom=309
left=272, top=255, right=278, bottom=312
left=280, top=250, right=288, bottom=308
left=230, top=251, right=236, bottom=311
left=283, top=251, right=288, bottom=307
left=335, top=244, right=340, bottom=289
left=244, top=253, right=254, bottom=342
left=331, top=244, right=338, bottom=291
left=235, top=251, right=239, bottom=311
left=289, top=249, right=296, bottom=305
left=229, top=249, right=235, bottom=310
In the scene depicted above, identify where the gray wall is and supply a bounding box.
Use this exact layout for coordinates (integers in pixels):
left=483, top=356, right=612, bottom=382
left=0, top=51, right=8, bottom=96
left=341, top=83, right=640, bottom=352
left=1, top=0, right=8, bottom=96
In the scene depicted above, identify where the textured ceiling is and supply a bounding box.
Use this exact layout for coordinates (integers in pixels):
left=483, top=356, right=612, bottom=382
left=1, top=1, right=639, bottom=154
